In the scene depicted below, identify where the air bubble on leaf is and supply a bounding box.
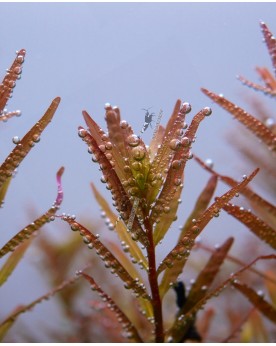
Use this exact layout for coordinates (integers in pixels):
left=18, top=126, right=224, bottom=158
left=70, top=223, right=80, bottom=232
left=204, top=158, right=214, bottom=169
left=105, top=142, right=113, bottom=150
left=132, top=146, right=146, bottom=161
left=78, top=128, right=86, bottom=138
left=16, top=54, right=25, bottom=63
left=257, top=290, right=264, bottom=297
left=187, top=151, right=193, bottom=160
left=265, top=117, right=275, bottom=128
left=32, top=134, right=40, bottom=143
left=127, top=134, right=140, bottom=147
left=203, top=106, right=212, bottom=116
left=171, top=160, right=181, bottom=169
left=120, top=120, right=128, bottom=129
left=12, top=136, right=20, bottom=144
left=100, top=176, right=107, bottom=184
left=169, top=139, right=181, bottom=150
left=98, top=144, right=106, bottom=153
left=131, top=162, right=141, bottom=171
left=174, top=178, right=182, bottom=186
left=181, top=102, right=191, bottom=114
left=104, top=103, right=111, bottom=110
left=181, top=136, right=190, bottom=147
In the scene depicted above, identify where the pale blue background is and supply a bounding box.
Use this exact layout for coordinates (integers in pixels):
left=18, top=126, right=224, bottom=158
left=0, top=2, right=275, bottom=341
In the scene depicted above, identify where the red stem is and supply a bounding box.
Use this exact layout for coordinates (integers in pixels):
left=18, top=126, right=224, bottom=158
left=145, top=217, right=164, bottom=342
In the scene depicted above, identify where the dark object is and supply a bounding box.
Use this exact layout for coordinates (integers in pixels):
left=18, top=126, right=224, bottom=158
left=140, top=108, right=155, bottom=133
left=173, top=282, right=202, bottom=342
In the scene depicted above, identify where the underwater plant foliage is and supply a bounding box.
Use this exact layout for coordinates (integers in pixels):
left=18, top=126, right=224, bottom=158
left=0, top=22, right=276, bottom=342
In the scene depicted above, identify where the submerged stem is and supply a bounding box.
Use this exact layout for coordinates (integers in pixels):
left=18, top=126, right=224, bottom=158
left=145, top=216, right=164, bottom=342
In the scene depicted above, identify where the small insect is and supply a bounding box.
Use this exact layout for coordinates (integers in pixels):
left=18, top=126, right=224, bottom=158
left=140, top=108, right=155, bottom=134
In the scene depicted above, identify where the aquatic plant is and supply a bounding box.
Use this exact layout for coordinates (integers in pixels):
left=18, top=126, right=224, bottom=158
left=0, top=22, right=275, bottom=342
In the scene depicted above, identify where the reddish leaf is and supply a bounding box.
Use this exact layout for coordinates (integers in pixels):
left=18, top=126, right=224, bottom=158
left=223, top=202, right=276, bottom=249
left=232, top=281, right=276, bottom=323
left=77, top=271, right=143, bottom=342
left=201, top=88, right=276, bottom=151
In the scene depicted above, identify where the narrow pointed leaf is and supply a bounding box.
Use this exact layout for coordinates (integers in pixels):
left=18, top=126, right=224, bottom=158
left=260, top=21, right=276, bottom=75
left=91, top=183, right=148, bottom=270
left=0, top=49, right=26, bottom=113
left=0, top=97, right=61, bottom=190
left=0, top=177, right=12, bottom=207
left=223, top=202, right=276, bottom=249
left=158, top=169, right=258, bottom=292
left=153, top=174, right=184, bottom=245
left=146, top=100, right=188, bottom=203
left=201, top=88, right=276, bottom=151
left=166, top=238, right=234, bottom=342
left=0, top=237, right=32, bottom=286
left=166, top=254, right=276, bottom=342
left=179, top=175, right=218, bottom=241
left=150, top=107, right=208, bottom=225
left=194, top=155, right=276, bottom=219
left=0, top=167, right=64, bottom=257
left=238, top=68, right=276, bottom=96
left=78, top=127, right=148, bottom=246
left=0, top=275, right=79, bottom=341
left=62, top=217, right=150, bottom=300
left=183, top=237, right=234, bottom=312
left=77, top=271, right=143, bottom=342
left=232, top=281, right=276, bottom=323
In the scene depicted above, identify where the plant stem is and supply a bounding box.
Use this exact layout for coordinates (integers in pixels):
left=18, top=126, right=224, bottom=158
left=145, top=217, right=164, bottom=342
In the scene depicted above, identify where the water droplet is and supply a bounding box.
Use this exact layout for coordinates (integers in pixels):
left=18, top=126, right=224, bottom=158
left=174, top=178, right=182, bottom=186
left=120, top=120, right=128, bottom=129
left=242, top=174, right=247, bottom=180
left=171, top=160, right=181, bottom=169
left=131, top=162, right=141, bottom=171
left=16, top=54, right=24, bottom=63
left=32, top=134, right=40, bottom=143
left=181, top=137, right=190, bottom=147
left=104, top=103, right=111, bottom=110
left=169, top=139, right=181, bottom=150
left=132, top=146, right=145, bottom=161
left=265, top=117, right=275, bottom=128
left=204, top=158, right=214, bottom=169
left=12, top=136, right=20, bottom=144
left=78, top=128, right=86, bottom=138
left=127, top=134, right=140, bottom=147
left=181, top=102, right=191, bottom=114
left=203, top=107, right=212, bottom=116
left=105, top=142, right=113, bottom=150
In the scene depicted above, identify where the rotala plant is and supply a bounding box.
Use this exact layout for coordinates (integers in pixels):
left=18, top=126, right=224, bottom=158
left=1, top=22, right=276, bottom=342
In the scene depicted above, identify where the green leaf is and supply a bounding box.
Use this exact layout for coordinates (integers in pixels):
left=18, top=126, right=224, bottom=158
left=91, top=183, right=148, bottom=270
left=78, top=127, right=148, bottom=247
left=0, top=177, right=12, bottom=208
left=0, top=237, right=32, bottom=286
